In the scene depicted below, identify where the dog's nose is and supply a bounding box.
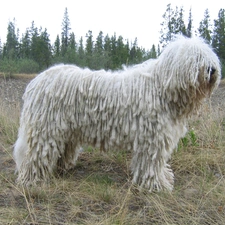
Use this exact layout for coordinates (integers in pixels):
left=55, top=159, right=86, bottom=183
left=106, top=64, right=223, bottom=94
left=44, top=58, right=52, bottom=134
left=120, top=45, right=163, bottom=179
left=207, top=67, right=216, bottom=76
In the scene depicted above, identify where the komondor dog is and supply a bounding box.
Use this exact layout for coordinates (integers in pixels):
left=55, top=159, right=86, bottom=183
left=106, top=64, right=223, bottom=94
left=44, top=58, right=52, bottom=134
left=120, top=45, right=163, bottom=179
left=14, top=36, right=221, bottom=192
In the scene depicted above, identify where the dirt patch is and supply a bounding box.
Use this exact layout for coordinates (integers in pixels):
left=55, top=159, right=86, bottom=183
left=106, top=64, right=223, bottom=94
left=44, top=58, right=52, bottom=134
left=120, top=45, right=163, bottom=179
left=0, top=76, right=32, bottom=107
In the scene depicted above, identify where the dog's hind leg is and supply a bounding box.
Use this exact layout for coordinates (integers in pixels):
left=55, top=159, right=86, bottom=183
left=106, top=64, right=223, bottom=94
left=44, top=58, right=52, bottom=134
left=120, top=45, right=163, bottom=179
left=13, top=126, right=29, bottom=173
left=57, top=141, right=81, bottom=171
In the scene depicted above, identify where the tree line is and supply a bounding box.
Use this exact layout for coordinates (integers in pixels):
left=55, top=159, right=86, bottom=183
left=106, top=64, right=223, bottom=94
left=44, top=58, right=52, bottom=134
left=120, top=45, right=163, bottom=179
left=0, top=5, right=224, bottom=76
left=0, top=8, right=156, bottom=75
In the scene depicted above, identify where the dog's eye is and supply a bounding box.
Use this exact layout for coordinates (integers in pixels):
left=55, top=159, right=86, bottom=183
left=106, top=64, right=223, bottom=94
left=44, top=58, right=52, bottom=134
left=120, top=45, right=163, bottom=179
left=207, top=67, right=216, bottom=76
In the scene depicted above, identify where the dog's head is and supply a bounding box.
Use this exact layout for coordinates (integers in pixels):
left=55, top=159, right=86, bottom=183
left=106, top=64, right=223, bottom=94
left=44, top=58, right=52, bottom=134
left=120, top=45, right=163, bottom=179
left=157, top=36, right=221, bottom=99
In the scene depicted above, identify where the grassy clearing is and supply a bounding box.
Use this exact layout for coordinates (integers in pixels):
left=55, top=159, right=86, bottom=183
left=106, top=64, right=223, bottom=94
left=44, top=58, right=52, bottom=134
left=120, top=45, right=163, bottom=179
left=0, top=94, right=225, bottom=224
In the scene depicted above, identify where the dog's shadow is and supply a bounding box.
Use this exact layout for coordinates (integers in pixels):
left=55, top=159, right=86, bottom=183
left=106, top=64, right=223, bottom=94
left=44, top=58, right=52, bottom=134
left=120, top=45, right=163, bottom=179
left=56, top=149, right=131, bottom=187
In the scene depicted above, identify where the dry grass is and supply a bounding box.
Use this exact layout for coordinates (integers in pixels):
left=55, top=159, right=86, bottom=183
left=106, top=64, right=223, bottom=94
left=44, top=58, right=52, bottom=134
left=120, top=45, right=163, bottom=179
left=0, top=72, right=36, bottom=79
left=0, top=90, right=225, bottom=224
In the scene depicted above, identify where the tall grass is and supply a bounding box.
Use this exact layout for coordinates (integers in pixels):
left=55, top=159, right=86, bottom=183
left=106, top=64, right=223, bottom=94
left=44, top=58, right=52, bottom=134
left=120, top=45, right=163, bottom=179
left=0, top=101, right=20, bottom=145
left=0, top=93, right=225, bottom=224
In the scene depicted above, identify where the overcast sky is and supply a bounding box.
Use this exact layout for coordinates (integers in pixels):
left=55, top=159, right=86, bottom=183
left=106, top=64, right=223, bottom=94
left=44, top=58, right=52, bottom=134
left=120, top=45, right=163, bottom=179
left=0, top=0, right=224, bottom=49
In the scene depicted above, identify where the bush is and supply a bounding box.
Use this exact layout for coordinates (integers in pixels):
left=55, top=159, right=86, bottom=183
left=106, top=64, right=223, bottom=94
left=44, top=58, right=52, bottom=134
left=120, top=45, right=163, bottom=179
left=17, top=59, right=39, bottom=74
left=0, top=59, right=40, bottom=76
left=0, top=59, right=18, bottom=78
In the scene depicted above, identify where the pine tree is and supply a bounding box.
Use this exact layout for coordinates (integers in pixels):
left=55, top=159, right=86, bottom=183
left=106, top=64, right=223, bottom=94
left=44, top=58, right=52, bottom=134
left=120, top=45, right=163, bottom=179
left=160, top=4, right=176, bottom=47
left=186, top=8, right=193, bottom=37
left=104, top=34, right=112, bottom=69
left=129, top=38, right=142, bottom=64
left=117, top=35, right=129, bottom=66
left=212, top=9, right=225, bottom=59
left=40, top=28, right=52, bottom=67
left=176, top=7, right=186, bottom=36
left=95, top=31, right=104, bottom=55
left=69, top=32, right=76, bottom=50
left=30, top=21, right=38, bottom=38
left=111, top=33, right=117, bottom=69
left=124, top=40, right=130, bottom=65
left=160, top=5, right=190, bottom=47
left=93, top=31, right=104, bottom=69
left=3, top=19, right=19, bottom=59
left=212, top=9, right=225, bottom=78
left=149, top=44, right=157, bottom=59
left=30, top=22, right=40, bottom=64
left=169, top=6, right=186, bottom=36
left=157, top=44, right=161, bottom=56
left=20, top=29, right=31, bottom=59
left=85, top=30, right=94, bottom=68
left=198, top=9, right=212, bottom=43
left=78, top=36, right=85, bottom=67
left=172, top=6, right=179, bottom=34
left=53, top=35, right=61, bottom=58
left=30, top=25, right=51, bottom=69
left=65, top=32, right=77, bottom=63
left=61, top=7, right=71, bottom=56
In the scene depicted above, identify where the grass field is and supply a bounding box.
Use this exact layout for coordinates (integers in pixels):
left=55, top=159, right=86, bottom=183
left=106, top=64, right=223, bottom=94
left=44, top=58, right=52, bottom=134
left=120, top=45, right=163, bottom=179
left=0, top=78, right=225, bottom=224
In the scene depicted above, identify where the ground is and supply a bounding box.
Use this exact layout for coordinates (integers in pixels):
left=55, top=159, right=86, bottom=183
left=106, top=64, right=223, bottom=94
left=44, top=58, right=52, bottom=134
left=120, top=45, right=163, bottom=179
left=0, top=74, right=225, bottom=224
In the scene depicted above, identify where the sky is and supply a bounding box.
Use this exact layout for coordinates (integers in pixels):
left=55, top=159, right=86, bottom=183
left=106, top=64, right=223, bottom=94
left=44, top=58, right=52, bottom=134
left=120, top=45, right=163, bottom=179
left=0, top=0, right=224, bottom=50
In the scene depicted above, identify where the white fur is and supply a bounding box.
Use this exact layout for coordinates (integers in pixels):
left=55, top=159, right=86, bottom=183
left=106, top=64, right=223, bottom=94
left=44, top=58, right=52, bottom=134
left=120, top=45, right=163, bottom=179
left=14, top=36, right=221, bottom=191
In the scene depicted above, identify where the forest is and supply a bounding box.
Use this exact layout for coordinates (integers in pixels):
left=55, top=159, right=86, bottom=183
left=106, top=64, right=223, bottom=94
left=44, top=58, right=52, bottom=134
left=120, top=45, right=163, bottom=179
left=0, top=4, right=224, bottom=76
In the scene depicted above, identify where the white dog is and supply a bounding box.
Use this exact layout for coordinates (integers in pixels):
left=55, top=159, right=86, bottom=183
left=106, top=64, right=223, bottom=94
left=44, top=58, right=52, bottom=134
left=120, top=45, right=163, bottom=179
left=14, top=36, right=221, bottom=191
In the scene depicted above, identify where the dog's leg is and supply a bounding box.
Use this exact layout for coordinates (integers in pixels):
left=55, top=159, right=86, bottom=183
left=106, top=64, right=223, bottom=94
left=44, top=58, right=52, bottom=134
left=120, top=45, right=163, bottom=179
left=15, top=131, right=65, bottom=185
left=13, top=126, right=29, bottom=174
left=57, top=141, right=81, bottom=171
left=131, top=143, right=174, bottom=192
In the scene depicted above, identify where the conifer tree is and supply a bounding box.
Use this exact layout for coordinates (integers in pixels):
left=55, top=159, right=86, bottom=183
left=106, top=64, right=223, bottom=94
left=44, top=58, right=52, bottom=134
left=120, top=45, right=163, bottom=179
left=176, top=7, right=186, bottom=36
left=3, top=19, right=19, bottom=59
left=130, top=38, right=142, bottom=64
left=104, top=34, right=112, bottom=69
left=65, top=32, right=77, bottom=63
left=198, top=9, right=212, bottom=43
left=157, top=44, right=161, bottom=56
left=212, top=9, right=225, bottom=59
left=111, top=33, right=117, bottom=69
left=85, top=30, right=94, bottom=68
left=95, top=31, right=104, bottom=55
left=61, top=7, right=71, bottom=56
left=78, top=36, right=85, bottom=67
left=30, top=24, right=51, bottom=69
left=149, top=44, right=157, bottom=58
left=20, top=29, right=31, bottom=59
left=212, top=9, right=225, bottom=78
left=160, top=4, right=175, bottom=47
left=40, top=28, right=52, bottom=67
left=116, top=35, right=129, bottom=66
left=160, top=5, right=189, bottom=47
left=93, top=31, right=105, bottom=69
left=186, top=8, right=193, bottom=37
left=53, top=35, right=61, bottom=58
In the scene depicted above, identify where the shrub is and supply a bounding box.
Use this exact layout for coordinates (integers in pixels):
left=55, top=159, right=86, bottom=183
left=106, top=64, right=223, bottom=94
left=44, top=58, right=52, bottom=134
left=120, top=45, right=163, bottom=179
left=0, top=59, right=40, bottom=76
left=17, top=59, right=39, bottom=74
